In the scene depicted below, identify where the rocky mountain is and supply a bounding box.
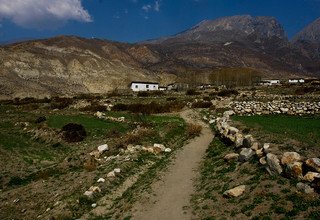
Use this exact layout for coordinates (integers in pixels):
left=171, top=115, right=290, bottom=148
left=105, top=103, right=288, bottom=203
left=0, top=36, right=175, bottom=99
left=150, top=15, right=288, bottom=47
left=292, top=18, right=320, bottom=60
left=144, top=15, right=312, bottom=78
left=0, top=15, right=319, bottom=99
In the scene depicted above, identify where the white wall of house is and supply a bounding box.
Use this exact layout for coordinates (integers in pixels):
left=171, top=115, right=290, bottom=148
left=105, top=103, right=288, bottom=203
left=260, top=79, right=280, bottom=86
left=130, top=82, right=159, bottom=91
left=289, top=79, right=305, bottom=83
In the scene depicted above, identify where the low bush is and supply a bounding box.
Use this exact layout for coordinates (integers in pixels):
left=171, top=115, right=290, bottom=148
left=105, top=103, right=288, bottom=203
left=112, top=101, right=185, bottom=114
left=50, top=97, right=74, bottom=110
left=137, top=91, right=149, bottom=97
left=79, top=102, right=107, bottom=112
left=187, top=123, right=202, bottom=137
left=35, top=116, right=46, bottom=124
left=217, top=89, right=239, bottom=97
left=167, top=97, right=177, bottom=101
left=186, top=89, right=200, bottom=96
left=61, top=123, right=87, bottom=143
left=192, top=101, right=212, bottom=108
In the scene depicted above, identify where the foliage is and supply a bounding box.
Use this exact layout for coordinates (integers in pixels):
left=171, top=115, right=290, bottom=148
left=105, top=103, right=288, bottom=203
left=61, top=123, right=87, bottom=143
left=209, top=67, right=261, bottom=87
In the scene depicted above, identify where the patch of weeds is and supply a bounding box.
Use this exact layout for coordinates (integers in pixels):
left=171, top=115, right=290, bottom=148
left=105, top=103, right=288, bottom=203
left=309, top=211, right=320, bottom=220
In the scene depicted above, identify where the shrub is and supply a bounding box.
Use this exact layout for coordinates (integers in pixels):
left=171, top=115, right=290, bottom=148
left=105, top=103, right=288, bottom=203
left=61, top=123, right=87, bottom=143
left=192, top=101, right=212, bottom=108
left=50, top=97, right=74, bottom=109
left=112, top=101, right=185, bottom=114
left=187, top=123, right=202, bottom=137
left=137, top=91, right=149, bottom=97
left=80, top=103, right=107, bottom=112
left=186, top=89, right=200, bottom=96
left=35, top=116, right=46, bottom=124
left=217, top=89, right=239, bottom=97
left=167, top=97, right=177, bottom=101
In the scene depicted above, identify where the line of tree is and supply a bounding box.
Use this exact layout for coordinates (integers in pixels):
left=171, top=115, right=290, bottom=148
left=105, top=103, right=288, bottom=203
left=209, top=67, right=262, bottom=87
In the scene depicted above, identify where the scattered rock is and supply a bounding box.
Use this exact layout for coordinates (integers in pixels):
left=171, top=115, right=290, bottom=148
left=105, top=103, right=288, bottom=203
left=98, top=144, right=109, bottom=153
left=154, top=143, right=165, bottom=152
left=88, top=186, right=101, bottom=193
left=91, top=203, right=97, bottom=208
left=234, top=133, right=243, bottom=148
left=89, top=150, right=101, bottom=159
left=286, top=162, right=303, bottom=179
left=251, top=142, right=260, bottom=151
left=306, top=158, right=320, bottom=173
left=266, top=153, right=283, bottom=175
left=238, top=148, right=254, bottom=162
left=263, top=143, right=271, bottom=154
left=13, top=198, right=20, bottom=203
left=83, top=191, right=94, bottom=198
left=223, top=185, right=246, bottom=197
left=296, top=182, right=314, bottom=194
left=256, top=149, right=264, bottom=158
left=224, top=153, right=239, bottom=161
left=243, top=135, right=254, bottom=148
left=97, top=178, right=105, bottom=183
left=281, top=152, right=301, bottom=166
left=303, top=172, right=320, bottom=182
left=114, top=168, right=121, bottom=173
left=164, top=148, right=172, bottom=153
left=107, top=171, right=116, bottom=178
left=259, top=157, right=267, bottom=165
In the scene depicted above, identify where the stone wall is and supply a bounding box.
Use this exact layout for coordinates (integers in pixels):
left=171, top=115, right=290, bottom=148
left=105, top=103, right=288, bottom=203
left=231, top=100, right=320, bottom=115
left=215, top=110, right=320, bottom=194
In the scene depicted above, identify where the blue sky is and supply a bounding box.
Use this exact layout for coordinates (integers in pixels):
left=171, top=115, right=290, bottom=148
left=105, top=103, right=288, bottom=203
left=0, top=0, right=319, bottom=43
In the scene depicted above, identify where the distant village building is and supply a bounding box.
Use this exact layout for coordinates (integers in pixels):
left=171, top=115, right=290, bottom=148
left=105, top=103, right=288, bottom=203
left=288, top=79, right=305, bottom=84
left=260, top=79, right=280, bottom=86
left=167, top=83, right=189, bottom=91
left=159, top=86, right=167, bottom=91
left=130, top=81, right=159, bottom=91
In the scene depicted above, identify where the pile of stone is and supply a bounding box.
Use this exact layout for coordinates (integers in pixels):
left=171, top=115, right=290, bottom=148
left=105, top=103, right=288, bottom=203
left=123, top=143, right=172, bottom=155
left=231, top=100, right=320, bottom=115
left=216, top=110, right=320, bottom=194
left=94, top=111, right=125, bottom=122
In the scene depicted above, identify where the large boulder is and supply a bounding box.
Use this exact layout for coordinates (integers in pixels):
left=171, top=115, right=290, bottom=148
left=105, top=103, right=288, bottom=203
left=285, top=162, right=303, bottom=179
left=223, top=185, right=246, bottom=197
left=235, top=133, right=244, bottom=148
left=243, top=135, right=254, bottom=148
left=306, top=158, right=320, bottom=172
left=296, top=182, right=314, bottom=194
left=238, top=148, right=255, bottom=162
left=281, top=152, right=301, bottom=166
left=266, top=153, right=283, bottom=175
left=303, top=172, right=320, bottom=182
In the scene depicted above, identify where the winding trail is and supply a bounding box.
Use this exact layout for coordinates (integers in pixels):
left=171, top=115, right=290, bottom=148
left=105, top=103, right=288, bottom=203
left=129, top=109, right=214, bottom=220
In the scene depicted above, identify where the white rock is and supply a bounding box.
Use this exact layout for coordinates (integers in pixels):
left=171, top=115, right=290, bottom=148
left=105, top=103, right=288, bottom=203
left=114, top=168, right=121, bottom=173
left=97, top=178, right=105, bottom=183
left=223, top=185, right=246, bottom=197
left=83, top=191, right=94, bottom=198
left=164, top=148, right=172, bottom=153
left=153, top=143, right=166, bottom=151
left=209, top=119, right=215, bottom=124
left=98, top=144, right=109, bottom=153
left=303, top=172, right=320, bottom=182
left=263, top=143, right=271, bottom=153
left=239, top=148, right=255, bottom=162
left=91, top=203, right=97, bottom=208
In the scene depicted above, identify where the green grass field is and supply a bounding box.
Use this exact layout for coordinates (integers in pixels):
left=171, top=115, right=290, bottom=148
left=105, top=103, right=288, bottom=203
left=232, top=115, right=320, bottom=148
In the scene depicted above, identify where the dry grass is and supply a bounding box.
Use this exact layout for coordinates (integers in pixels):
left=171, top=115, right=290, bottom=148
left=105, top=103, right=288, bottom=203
left=187, top=123, right=202, bottom=138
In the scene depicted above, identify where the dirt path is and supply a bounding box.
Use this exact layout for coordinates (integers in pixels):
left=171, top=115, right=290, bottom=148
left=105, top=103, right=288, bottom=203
left=129, top=109, right=214, bottom=220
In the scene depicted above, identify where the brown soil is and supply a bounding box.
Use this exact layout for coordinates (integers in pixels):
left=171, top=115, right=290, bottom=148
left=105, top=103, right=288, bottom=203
left=128, top=109, right=214, bottom=220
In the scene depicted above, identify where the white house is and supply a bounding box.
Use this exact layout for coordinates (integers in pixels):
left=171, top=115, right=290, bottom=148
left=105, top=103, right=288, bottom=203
left=130, top=81, right=159, bottom=92
left=260, top=79, right=280, bottom=86
left=289, top=79, right=305, bottom=84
